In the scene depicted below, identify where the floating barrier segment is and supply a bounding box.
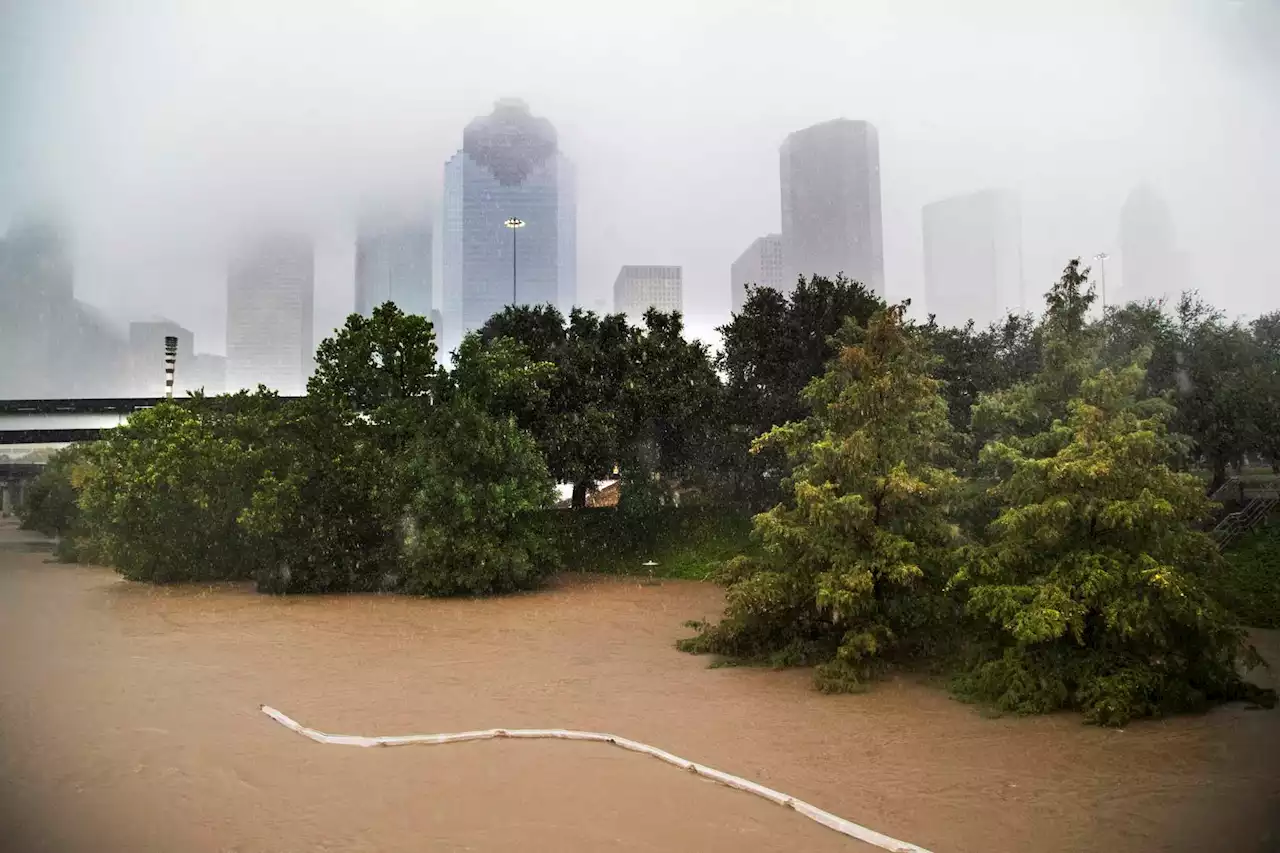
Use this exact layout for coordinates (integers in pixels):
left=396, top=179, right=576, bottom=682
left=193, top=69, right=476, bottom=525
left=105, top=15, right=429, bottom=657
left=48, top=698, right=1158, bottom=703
left=259, top=705, right=933, bottom=853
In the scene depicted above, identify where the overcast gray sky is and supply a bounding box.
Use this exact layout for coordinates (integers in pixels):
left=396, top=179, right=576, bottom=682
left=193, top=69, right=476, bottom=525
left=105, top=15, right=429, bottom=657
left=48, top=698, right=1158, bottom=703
left=2, top=0, right=1277, bottom=355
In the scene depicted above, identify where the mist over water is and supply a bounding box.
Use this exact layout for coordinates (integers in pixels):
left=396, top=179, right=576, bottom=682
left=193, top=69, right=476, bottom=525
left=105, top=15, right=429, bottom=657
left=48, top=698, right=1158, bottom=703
left=1, top=0, right=1277, bottom=372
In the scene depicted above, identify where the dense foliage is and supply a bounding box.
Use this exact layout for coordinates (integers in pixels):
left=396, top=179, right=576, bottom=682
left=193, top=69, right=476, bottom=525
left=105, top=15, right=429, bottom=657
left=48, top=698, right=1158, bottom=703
left=684, top=261, right=1276, bottom=725
left=1222, top=522, right=1280, bottom=629
left=681, top=307, right=961, bottom=688
left=48, top=304, right=557, bottom=596
left=20, top=258, right=1278, bottom=725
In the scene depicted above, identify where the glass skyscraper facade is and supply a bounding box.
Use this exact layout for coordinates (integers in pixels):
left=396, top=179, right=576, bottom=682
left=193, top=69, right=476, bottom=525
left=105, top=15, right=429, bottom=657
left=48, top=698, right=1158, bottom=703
left=443, top=99, right=576, bottom=352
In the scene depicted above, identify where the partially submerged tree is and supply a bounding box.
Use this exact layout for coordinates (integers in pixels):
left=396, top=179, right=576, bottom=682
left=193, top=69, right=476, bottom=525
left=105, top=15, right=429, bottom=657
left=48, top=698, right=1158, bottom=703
left=955, top=359, right=1274, bottom=725
left=681, top=306, right=960, bottom=689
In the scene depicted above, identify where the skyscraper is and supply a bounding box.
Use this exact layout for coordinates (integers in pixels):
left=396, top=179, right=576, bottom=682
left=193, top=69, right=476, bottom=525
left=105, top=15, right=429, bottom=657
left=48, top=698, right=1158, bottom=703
left=225, top=234, right=314, bottom=395
left=1119, top=183, right=1185, bottom=305
left=614, top=265, right=682, bottom=320
left=0, top=217, right=127, bottom=398
left=780, top=119, right=884, bottom=295
left=443, top=98, right=576, bottom=352
left=922, top=189, right=1024, bottom=328
left=354, top=213, right=432, bottom=318
left=729, top=233, right=785, bottom=314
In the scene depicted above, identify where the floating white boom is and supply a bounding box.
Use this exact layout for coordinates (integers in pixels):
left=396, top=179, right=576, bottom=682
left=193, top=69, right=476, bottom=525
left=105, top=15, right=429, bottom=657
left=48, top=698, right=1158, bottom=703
left=259, top=705, right=933, bottom=853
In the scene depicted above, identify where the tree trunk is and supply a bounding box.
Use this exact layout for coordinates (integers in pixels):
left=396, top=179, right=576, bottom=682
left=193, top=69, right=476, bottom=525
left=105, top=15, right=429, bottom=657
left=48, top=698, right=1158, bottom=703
left=571, top=481, right=589, bottom=509
left=1208, top=459, right=1228, bottom=495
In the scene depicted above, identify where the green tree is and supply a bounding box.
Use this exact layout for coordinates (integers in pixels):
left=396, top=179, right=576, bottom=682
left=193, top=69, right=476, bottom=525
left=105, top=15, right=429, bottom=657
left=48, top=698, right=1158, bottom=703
left=75, top=397, right=276, bottom=583
left=479, top=305, right=634, bottom=507
left=681, top=306, right=960, bottom=689
left=238, top=397, right=399, bottom=594
left=1249, top=311, right=1280, bottom=472
left=955, top=359, right=1273, bottom=725
left=970, top=259, right=1100, bottom=461
left=397, top=400, right=557, bottom=595
left=717, top=274, right=884, bottom=507
left=922, top=312, right=1041, bottom=441
left=622, top=309, right=722, bottom=491
left=1167, top=296, right=1261, bottom=490
left=18, top=443, right=89, bottom=539
left=310, top=302, right=443, bottom=411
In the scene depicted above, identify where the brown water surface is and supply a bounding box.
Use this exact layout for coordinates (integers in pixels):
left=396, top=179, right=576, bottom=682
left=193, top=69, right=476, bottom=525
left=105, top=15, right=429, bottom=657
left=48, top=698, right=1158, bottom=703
left=1, top=518, right=1277, bottom=852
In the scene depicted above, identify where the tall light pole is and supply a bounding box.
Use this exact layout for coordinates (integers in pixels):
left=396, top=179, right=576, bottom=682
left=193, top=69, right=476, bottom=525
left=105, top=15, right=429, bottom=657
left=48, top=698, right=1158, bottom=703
left=1093, top=252, right=1109, bottom=315
left=504, top=218, right=525, bottom=305
left=163, top=335, right=178, bottom=398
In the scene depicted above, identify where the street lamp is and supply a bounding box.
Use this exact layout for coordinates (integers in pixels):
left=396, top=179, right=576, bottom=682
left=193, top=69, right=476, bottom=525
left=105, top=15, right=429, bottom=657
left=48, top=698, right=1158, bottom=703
left=1093, top=252, right=1110, bottom=315
left=504, top=218, right=525, bottom=305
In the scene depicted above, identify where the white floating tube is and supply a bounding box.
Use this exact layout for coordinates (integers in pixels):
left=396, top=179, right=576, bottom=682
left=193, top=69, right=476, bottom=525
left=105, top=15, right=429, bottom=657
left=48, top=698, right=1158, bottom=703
left=260, top=705, right=933, bottom=853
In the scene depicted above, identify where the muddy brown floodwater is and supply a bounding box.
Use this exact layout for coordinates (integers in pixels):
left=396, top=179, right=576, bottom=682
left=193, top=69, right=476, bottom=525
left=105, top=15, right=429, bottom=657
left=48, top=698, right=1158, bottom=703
left=1, top=518, right=1278, bottom=853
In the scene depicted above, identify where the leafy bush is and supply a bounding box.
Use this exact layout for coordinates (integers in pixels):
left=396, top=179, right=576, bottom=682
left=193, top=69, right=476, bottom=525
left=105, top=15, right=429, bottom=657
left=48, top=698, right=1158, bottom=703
left=680, top=307, right=963, bottom=688
left=1222, top=522, right=1280, bottom=628
left=18, top=444, right=86, bottom=538
left=238, top=398, right=400, bottom=594
left=396, top=401, right=558, bottom=595
left=75, top=397, right=276, bottom=583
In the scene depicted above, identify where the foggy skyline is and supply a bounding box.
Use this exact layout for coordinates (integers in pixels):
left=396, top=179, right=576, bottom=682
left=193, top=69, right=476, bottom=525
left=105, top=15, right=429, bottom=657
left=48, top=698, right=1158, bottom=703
left=2, top=0, right=1278, bottom=359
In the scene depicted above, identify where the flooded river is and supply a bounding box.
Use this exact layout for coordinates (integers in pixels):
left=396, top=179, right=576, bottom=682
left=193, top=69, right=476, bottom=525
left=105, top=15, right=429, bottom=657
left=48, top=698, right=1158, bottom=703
left=2, top=518, right=1277, bottom=852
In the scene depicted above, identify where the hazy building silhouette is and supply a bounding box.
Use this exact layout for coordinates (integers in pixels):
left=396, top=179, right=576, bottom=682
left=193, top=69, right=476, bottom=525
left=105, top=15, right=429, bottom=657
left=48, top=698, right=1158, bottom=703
left=780, top=119, right=884, bottom=295
left=225, top=234, right=314, bottom=395
left=129, top=319, right=193, bottom=396
left=443, top=98, right=576, bottom=353
left=1119, top=184, right=1186, bottom=305
left=354, top=213, right=432, bottom=318
left=614, top=265, right=682, bottom=320
left=922, top=189, right=1024, bottom=328
left=127, top=319, right=224, bottom=396
left=0, top=217, right=127, bottom=398
left=730, top=233, right=784, bottom=314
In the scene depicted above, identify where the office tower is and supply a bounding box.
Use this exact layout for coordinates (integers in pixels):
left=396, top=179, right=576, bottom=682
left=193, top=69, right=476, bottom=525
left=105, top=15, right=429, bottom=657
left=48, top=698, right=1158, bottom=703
left=354, top=213, right=432, bottom=318
left=780, top=119, right=884, bottom=295
left=922, top=189, right=1024, bottom=328
left=443, top=98, right=576, bottom=352
left=0, top=216, right=127, bottom=398
left=730, top=233, right=785, bottom=314
left=1119, top=184, right=1185, bottom=305
left=614, top=265, right=682, bottom=319
left=128, top=319, right=194, bottom=396
left=225, top=234, right=314, bottom=395
left=186, top=354, right=227, bottom=396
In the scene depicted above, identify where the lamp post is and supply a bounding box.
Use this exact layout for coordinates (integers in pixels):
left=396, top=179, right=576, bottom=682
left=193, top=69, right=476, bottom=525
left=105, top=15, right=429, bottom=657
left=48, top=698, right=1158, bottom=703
left=504, top=217, right=525, bottom=305
left=1093, top=252, right=1109, bottom=316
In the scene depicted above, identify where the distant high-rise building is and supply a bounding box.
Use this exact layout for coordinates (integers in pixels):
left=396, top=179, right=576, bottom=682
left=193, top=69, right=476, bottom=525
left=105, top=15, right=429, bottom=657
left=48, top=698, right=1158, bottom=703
left=129, top=319, right=194, bottom=396
left=354, top=214, right=432, bottom=318
left=922, top=189, right=1024, bottom=328
left=0, top=217, right=127, bottom=398
left=1119, top=184, right=1185, bottom=305
left=443, top=98, right=576, bottom=353
left=614, top=265, right=682, bottom=320
left=730, top=233, right=785, bottom=314
left=225, top=234, right=314, bottom=395
left=186, top=353, right=226, bottom=396
left=780, top=119, right=884, bottom=295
